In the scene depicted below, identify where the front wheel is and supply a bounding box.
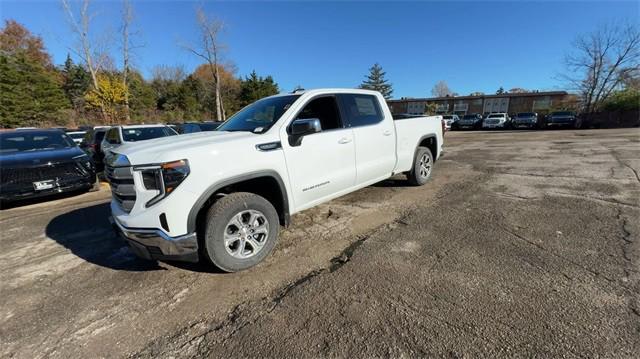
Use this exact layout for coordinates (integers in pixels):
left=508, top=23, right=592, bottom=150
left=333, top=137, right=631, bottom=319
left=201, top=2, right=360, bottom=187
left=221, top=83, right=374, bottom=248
left=407, top=146, right=433, bottom=186
left=203, top=192, right=280, bottom=272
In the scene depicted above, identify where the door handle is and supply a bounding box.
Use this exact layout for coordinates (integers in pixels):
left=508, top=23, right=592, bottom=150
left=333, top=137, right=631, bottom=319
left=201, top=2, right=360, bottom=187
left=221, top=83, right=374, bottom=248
left=383, top=130, right=392, bottom=136
left=338, top=137, right=352, bottom=144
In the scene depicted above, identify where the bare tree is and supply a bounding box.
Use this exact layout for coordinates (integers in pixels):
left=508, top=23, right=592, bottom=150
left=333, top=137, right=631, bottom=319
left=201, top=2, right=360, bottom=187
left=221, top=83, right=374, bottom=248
left=508, top=87, right=529, bottom=94
left=431, top=80, right=453, bottom=97
left=563, top=22, right=640, bottom=113
left=121, top=0, right=132, bottom=122
left=151, top=65, right=187, bottom=83
left=61, top=0, right=107, bottom=121
left=183, top=7, right=227, bottom=121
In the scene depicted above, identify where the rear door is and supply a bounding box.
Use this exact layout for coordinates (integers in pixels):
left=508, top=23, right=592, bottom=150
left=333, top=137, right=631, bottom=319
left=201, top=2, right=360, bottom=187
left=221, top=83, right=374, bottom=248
left=337, top=93, right=396, bottom=186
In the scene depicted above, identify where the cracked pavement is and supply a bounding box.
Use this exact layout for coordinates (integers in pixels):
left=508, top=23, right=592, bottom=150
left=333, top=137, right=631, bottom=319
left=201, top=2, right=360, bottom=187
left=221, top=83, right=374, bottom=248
left=1, top=128, right=639, bottom=358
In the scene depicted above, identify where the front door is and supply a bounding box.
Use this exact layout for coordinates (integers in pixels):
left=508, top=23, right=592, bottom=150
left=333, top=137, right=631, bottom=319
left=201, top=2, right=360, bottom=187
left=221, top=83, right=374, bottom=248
left=281, top=96, right=356, bottom=211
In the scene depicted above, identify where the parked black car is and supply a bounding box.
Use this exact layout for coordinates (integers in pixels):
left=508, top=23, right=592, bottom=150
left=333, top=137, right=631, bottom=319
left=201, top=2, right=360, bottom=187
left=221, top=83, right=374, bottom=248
left=0, top=129, right=97, bottom=204
left=79, top=127, right=109, bottom=172
left=452, top=114, right=483, bottom=130
left=175, top=121, right=223, bottom=134
left=545, top=111, right=581, bottom=129
left=512, top=112, right=540, bottom=129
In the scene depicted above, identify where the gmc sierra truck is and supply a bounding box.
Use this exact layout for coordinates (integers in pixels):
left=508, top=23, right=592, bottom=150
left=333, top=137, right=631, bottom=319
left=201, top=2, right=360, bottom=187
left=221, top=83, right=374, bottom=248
left=107, top=89, right=443, bottom=272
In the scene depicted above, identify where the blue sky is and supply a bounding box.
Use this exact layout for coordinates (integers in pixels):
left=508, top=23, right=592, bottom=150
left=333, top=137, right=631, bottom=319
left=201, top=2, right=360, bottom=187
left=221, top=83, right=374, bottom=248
left=1, top=1, right=638, bottom=98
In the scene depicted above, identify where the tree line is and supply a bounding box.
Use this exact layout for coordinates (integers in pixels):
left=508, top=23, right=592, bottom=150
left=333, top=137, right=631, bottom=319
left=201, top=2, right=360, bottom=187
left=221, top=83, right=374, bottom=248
left=0, top=2, right=280, bottom=129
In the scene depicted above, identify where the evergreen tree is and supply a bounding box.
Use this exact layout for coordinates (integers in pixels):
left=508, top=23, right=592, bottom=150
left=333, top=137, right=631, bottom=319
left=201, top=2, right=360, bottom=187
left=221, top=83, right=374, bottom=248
left=127, top=71, right=156, bottom=121
left=239, top=70, right=279, bottom=107
left=0, top=53, right=69, bottom=127
left=359, top=63, right=393, bottom=99
left=61, top=54, right=90, bottom=110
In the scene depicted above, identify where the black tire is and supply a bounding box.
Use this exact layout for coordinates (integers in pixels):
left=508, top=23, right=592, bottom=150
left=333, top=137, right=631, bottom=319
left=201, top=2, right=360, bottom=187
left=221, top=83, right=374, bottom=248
left=407, top=146, right=433, bottom=186
left=203, top=192, right=280, bottom=272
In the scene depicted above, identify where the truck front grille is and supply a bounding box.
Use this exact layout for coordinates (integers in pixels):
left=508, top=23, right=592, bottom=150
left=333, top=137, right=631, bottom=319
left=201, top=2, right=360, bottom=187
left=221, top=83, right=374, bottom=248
left=105, top=165, right=136, bottom=213
left=1, top=162, right=87, bottom=185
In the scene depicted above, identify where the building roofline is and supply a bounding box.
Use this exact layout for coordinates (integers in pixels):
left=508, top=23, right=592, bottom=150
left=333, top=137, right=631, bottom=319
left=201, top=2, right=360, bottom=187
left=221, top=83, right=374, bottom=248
left=388, top=91, right=570, bottom=103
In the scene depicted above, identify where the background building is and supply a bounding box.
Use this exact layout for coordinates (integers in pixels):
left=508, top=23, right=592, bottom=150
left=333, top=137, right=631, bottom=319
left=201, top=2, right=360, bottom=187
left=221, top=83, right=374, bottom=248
left=388, top=91, right=577, bottom=116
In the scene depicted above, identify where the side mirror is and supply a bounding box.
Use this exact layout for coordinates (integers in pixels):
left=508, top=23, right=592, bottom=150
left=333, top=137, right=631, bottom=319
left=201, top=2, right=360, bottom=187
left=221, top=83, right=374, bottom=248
left=289, top=118, right=321, bottom=146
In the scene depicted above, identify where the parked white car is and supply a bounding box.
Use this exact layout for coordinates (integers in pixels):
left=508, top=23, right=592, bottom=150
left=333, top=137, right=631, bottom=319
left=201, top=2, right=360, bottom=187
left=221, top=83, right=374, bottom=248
left=101, top=125, right=178, bottom=154
left=482, top=113, right=510, bottom=129
left=107, top=89, right=443, bottom=272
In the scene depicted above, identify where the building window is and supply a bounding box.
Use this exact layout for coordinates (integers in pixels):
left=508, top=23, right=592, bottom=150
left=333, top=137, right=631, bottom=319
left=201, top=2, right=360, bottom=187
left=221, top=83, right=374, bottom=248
left=533, top=97, right=552, bottom=110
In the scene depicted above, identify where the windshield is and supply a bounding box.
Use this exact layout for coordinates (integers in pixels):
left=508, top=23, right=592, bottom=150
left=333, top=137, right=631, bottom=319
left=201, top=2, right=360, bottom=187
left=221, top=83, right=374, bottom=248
left=122, top=127, right=177, bottom=142
left=199, top=123, right=219, bottom=131
left=517, top=113, right=535, bottom=118
left=552, top=111, right=573, bottom=116
left=443, top=115, right=453, bottom=119
left=488, top=114, right=504, bottom=118
left=462, top=115, right=477, bottom=120
left=0, top=131, right=76, bottom=153
left=67, top=132, right=85, bottom=139
left=217, top=95, right=301, bottom=133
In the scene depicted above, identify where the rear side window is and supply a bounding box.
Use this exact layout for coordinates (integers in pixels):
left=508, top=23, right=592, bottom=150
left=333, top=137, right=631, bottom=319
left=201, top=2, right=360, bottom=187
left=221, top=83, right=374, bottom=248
left=338, top=94, right=384, bottom=128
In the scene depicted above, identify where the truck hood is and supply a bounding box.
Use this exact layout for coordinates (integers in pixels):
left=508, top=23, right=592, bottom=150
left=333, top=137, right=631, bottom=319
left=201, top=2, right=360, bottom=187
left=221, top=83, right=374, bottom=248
left=109, top=131, right=259, bottom=164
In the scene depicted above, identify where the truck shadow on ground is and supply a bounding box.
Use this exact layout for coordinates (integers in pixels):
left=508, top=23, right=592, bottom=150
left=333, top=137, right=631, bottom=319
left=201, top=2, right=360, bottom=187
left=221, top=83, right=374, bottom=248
left=0, top=189, right=88, bottom=210
left=46, top=201, right=220, bottom=273
left=46, top=202, right=167, bottom=272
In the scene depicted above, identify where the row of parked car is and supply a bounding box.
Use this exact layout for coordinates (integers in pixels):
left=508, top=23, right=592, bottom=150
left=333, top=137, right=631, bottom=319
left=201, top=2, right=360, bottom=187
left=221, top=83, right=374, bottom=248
left=442, top=111, right=581, bottom=131
left=0, top=121, right=220, bottom=205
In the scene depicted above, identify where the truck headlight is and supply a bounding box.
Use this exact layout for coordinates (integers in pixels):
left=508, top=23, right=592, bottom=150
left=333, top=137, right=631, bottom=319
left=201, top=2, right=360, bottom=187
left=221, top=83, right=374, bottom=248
left=136, top=159, right=190, bottom=207
left=73, top=153, right=93, bottom=172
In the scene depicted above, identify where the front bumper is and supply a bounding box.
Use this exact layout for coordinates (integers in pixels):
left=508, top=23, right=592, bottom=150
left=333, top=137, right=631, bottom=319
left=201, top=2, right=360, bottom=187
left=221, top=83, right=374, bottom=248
left=482, top=123, right=507, bottom=129
left=0, top=175, right=94, bottom=202
left=546, top=121, right=575, bottom=127
left=455, top=123, right=478, bottom=130
left=111, top=216, right=199, bottom=262
left=513, top=122, right=537, bottom=129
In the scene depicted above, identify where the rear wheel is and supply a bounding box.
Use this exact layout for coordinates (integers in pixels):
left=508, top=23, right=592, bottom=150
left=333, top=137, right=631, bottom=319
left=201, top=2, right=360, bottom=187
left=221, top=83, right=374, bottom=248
left=407, top=146, right=433, bottom=186
left=203, top=192, right=279, bottom=272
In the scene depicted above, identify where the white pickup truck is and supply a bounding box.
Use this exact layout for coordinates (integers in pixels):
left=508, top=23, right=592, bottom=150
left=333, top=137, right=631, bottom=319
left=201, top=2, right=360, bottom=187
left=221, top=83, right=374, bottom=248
left=107, top=89, right=443, bottom=272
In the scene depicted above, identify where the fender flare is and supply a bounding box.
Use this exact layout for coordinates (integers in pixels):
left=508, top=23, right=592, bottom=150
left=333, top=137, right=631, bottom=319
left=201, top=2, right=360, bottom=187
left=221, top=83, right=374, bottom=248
left=414, top=134, right=438, bottom=161
left=187, top=170, right=290, bottom=233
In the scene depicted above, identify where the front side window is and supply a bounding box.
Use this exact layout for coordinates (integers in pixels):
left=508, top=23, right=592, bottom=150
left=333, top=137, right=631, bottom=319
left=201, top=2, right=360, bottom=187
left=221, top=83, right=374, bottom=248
left=295, top=96, right=342, bottom=131
left=338, top=94, right=384, bottom=128
left=122, top=127, right=176, bottom=142
left=217, top=95, right=301, bottom=133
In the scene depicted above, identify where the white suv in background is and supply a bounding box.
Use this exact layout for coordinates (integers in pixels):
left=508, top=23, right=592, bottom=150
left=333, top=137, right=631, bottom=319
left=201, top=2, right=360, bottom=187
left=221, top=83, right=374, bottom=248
left=482, top=113, right=510, bottom=130
left=442, top=115, right=460, bottom=131
left=101, top=125, right=178, bottom=154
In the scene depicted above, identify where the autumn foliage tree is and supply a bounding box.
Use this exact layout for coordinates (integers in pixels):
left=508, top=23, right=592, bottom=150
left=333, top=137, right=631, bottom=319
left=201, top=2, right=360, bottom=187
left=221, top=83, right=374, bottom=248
left=84, top=73, right=127, bottom=122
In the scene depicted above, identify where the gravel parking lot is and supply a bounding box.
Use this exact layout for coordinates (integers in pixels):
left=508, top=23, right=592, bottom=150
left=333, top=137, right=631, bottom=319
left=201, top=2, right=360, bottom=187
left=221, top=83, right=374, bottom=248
left=1, top=128, right=638, bottom=358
